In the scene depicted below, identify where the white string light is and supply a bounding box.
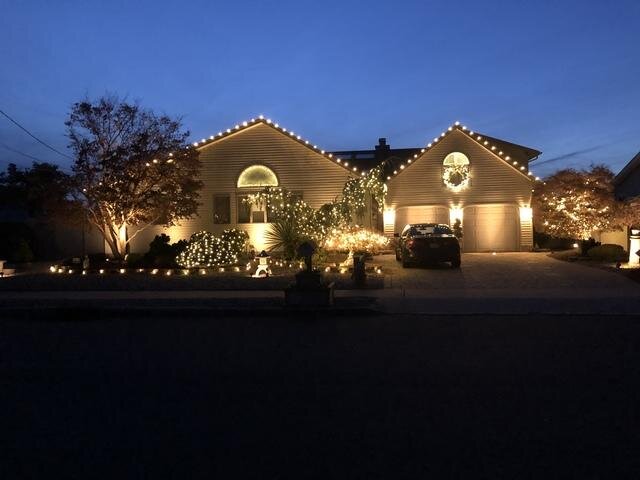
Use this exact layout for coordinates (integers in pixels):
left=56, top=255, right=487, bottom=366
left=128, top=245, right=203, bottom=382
left=383, top=121, right=540, bottom=181
left=191, top=116, right=360, bottom=175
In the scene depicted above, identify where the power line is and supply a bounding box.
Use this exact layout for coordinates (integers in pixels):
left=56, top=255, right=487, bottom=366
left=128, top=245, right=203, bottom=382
left=0, top=108, right=73, bottom=160
left=0, top=142, right=50, bottom=163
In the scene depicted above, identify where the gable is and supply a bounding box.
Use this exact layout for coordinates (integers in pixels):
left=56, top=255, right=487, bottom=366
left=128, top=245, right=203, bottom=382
left=386, top=128, right=535, bottom=208
left=194, top=121, right=358, bottom=209
left=194, top=116, right=362, bottom=176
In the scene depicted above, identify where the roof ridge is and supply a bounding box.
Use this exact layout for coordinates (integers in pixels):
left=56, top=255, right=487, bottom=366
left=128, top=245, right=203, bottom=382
left=385, top=122, right=541, bottom=182
left=191, top=115, right=364, bottom=176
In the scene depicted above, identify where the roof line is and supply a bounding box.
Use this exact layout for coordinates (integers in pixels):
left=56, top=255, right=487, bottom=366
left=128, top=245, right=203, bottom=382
left=191, top=115, right=364, bottom=176
left=385, top=122, right=540, bottom=182
left=614, top=150, right=640, bottom=185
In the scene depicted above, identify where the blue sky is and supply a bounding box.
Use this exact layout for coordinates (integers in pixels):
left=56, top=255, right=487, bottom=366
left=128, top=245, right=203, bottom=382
left=1, top=0, right=638, bottom=177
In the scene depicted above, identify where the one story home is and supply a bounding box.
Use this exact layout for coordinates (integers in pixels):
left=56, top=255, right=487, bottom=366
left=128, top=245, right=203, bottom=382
left=130, top=117, right=541, bottom=253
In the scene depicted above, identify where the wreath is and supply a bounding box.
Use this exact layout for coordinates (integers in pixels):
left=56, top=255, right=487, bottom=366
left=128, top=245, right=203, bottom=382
left=443, top=164, right=470, bottom=190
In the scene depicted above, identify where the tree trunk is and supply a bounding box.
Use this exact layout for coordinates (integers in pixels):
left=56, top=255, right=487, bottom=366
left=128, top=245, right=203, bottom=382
left=103, top=224, right=127, bottom=259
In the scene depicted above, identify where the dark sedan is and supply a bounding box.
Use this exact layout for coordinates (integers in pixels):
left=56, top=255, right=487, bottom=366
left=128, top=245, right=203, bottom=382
left=395, top=223, right=461, bottom=268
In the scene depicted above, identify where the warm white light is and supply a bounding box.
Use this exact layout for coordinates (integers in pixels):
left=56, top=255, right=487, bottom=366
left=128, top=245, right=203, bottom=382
left=383, top=208, right=396, bottom=226
left=99, top=269, right=104, bottom=274
left=450, top=207, right=464, bottom=225
left=519, top=206, right=533, bottom=222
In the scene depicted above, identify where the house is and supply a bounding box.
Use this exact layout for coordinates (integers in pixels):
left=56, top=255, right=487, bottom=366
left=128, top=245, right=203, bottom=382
left=614, top=151, right=640, bottom=201
left=130, top=117, right=541, bottom=254
left=613, top=151, right=640, bottom=263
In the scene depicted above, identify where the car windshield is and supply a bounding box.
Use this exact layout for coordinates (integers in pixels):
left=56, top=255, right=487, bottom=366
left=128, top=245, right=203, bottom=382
left=409, top=225, right=452, bottom=236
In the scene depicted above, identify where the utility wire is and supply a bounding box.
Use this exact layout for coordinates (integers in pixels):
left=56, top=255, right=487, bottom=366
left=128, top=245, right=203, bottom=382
left=0, top=108, right=73, bottom=160
left=0, top=142, right=49, bottom=163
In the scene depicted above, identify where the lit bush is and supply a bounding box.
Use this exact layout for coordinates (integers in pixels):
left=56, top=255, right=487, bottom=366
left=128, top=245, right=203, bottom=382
left=176, top=229, right=249, bottom=268
left=324, top=227, right=389, bottom=254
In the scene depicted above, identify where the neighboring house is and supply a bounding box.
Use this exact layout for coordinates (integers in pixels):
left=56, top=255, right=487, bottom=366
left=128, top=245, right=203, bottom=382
left=612, top=151, right=640, bottom=263
left=130, top=117, right=541, bottom=253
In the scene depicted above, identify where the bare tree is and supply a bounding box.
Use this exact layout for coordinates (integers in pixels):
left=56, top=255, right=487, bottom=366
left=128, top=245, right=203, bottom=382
left=66, top=95, right=201, bottom=258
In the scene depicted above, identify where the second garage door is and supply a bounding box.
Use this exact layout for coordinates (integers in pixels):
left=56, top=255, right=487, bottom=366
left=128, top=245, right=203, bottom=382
left=394, top=206, right=449, bottom=234
left=463, top=204, right=520, bottom=252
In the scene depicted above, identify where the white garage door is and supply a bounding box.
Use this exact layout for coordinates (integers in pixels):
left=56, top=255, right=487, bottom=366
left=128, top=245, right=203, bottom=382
left=463, top=205, right=520, bottom=252
left=395, top=206, right=449, bottom=234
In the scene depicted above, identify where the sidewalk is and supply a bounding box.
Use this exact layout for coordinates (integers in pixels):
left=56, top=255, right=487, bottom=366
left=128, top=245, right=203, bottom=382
left=1, top=287, right=639, bottom=315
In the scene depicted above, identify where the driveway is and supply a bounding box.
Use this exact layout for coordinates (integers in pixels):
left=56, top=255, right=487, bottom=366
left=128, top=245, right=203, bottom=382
left=372, top=252, right=640, bottom=313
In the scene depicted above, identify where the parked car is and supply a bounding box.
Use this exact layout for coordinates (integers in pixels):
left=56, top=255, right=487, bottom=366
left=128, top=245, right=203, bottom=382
left=395, top=223, right=461, bottom=268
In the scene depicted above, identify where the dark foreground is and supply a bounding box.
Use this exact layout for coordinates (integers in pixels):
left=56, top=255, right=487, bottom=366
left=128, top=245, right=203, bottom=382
left=2, top=312, right=640, bottom=478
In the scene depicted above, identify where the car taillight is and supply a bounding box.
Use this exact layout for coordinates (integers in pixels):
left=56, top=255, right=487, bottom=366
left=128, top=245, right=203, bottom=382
left=406, top=240, right=414, bottom=248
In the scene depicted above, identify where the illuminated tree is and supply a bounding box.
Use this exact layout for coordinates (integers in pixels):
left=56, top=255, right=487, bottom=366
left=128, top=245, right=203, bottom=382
left=616, top=197, right=640, bottom=229
left=246, top=188, right=350, bottom=249
left=341, top=164, right=385, bottom=221
left=66, top=95, right=202, bottom=259
left=533, top=165, right=618, bottom=244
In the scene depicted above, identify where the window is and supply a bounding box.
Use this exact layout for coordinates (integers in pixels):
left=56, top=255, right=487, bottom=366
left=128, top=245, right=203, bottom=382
left=237, top=195, right=252, bottom=223
left=213, top=194, right=230, bottom=224
left=443, top=152, right=470, bottom=166
left=237, top=165, right=278, bottom=188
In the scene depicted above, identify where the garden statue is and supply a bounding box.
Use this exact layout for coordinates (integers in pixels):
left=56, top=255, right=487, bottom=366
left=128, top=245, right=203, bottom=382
left=252, top=250, right=272, bottom=278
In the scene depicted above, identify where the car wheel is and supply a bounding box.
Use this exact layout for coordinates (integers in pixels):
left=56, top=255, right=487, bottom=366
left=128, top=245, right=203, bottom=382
left=451, top=256, right=461, bottom=268
left=395, top=249, right=401, bottom=261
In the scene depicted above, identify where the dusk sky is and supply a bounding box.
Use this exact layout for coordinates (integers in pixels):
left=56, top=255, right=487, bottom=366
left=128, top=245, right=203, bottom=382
left=1, top=0, right=638, bottom=177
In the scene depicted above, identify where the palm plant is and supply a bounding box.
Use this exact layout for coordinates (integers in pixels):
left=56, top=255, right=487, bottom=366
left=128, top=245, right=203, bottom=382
left=265, top=219, right=302, bottom=260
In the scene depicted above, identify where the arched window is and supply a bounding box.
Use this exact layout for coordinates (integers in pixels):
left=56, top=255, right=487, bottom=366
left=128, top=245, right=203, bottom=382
left=237, top=165, right=278, bottom=188
left=443, top=152, right=470, bottom=167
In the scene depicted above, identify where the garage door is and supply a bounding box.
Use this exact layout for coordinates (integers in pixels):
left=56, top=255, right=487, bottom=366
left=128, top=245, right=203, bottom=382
left=395, top=206, right=449, bottom=234
left=463, top=205, right=519, bottom=252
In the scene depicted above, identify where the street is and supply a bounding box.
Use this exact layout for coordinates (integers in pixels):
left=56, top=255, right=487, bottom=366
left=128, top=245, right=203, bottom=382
left=3, top=312, right=640, bottom=478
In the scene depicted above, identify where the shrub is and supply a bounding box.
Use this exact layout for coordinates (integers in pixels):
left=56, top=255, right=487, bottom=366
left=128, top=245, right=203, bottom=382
left=324, top=227, right=389, bottom=254
left=125, top=253, right=144, bottom=268
left=143, top=234, right=189, bottom=268
left=533, top=231, right=575, bottom=250
left=11, top=238, right=35, bottom=262
left=176, top=229, right=249, bottom=268
left=587, top=244, right=627, bottom=262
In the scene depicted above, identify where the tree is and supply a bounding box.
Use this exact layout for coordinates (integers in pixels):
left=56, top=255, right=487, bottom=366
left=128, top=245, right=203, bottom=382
left=0, top=162, right=77, bottom=221
left=616, top=197, right=640, bottom=229
left=532, top=165, right=618, bottom=247
left=66, top=96, right=202, bottom=258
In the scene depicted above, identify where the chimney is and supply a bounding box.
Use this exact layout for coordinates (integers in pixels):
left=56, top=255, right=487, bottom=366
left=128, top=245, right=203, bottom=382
left=375, top=137, right=390, bottom=162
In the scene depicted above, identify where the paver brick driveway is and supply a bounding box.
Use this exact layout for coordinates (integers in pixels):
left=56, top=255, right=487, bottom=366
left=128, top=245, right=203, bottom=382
left=377, top=252, right=640, bottom=296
